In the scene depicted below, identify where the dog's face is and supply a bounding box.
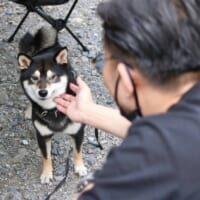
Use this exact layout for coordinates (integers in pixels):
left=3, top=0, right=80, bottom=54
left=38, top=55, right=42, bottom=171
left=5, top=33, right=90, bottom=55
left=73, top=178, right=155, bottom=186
left=18, top=48, right=69, bottom=109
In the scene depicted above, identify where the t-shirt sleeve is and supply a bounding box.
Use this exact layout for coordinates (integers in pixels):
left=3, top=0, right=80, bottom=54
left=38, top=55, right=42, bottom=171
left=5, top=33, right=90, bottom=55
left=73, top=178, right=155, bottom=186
left=79, top=119, right=179, bottom=200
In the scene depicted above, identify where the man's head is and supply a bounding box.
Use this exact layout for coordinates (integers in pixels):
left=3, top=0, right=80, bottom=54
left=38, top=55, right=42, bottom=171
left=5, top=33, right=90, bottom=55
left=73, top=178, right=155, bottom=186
left=97, top=0, right=200, bottom=117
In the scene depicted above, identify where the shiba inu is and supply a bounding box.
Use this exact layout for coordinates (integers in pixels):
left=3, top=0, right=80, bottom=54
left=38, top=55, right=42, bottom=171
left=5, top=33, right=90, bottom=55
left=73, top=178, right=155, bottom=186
left=17, top=26, right=87, bottom=184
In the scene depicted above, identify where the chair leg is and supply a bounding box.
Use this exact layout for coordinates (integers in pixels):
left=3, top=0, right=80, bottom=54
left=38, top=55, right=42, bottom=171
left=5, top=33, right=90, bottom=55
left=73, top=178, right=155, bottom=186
left=34, top=6, right=56, bottom=26
left=34, top=7, right=88, bottom=51
left=63, top=0, right=89, bottom=51
left=64, top=25, right=89, bottom=52
left=64, top=0, right=78, bottom=23
left=7, top=10, right=30, bottom=43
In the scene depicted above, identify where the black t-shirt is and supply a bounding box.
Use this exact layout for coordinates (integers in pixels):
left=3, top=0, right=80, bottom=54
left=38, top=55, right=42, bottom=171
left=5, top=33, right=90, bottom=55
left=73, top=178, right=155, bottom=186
left=80, top=83, right=200, bottom=200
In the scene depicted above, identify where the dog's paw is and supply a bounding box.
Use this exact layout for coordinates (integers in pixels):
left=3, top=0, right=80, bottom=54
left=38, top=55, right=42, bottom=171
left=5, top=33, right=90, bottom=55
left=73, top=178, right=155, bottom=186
left=75, top=164, right=87, bottom=177
left=40, top=172, right=53, bottom=184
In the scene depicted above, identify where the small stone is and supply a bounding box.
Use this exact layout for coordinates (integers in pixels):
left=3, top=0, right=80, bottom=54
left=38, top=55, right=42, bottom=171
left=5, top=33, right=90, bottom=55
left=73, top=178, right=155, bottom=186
left=81, top=56, right=89, bottom=63
left=21, top=139, right=29, bottom=145
left=87, top=50, right=97, bottom=59
left=54, top=175, right=65, bottom=181
left=71, top=17, right=84, bottom=24
left=88, top=136, right=96, bottom=143
left=36, top=148, right=41, bottom=157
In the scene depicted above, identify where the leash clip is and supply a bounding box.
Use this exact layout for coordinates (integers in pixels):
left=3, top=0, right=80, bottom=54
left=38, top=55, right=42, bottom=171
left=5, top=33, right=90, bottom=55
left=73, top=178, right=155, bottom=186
left=54, top=110, right=58, bottom=118
left=40, top=110, right=48, bottom=118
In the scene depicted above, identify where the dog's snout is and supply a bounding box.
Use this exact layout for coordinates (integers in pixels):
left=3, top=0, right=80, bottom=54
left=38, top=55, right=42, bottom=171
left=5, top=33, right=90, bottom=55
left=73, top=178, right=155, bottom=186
left=38, top=90, right=48, bottom=98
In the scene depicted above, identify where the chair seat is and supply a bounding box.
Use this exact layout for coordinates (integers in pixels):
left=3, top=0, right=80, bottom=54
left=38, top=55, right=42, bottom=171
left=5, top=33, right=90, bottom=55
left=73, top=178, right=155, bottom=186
left=9, top=0, right=69, bottom=6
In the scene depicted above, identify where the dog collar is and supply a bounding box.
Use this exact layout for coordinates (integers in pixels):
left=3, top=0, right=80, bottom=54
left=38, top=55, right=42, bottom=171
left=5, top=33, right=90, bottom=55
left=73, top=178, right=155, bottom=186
left=40, top=109, right=59, bottom=118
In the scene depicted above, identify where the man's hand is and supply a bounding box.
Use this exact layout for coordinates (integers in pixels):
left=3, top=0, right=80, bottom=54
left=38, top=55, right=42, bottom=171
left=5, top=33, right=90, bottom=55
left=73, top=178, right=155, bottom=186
left=54, top=77, right=94, bottom=123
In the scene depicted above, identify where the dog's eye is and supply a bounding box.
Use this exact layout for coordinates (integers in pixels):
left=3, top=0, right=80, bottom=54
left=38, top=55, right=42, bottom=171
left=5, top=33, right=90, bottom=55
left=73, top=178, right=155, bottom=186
left=31, top=75, right=39, bottom=82
left=49, top=74, right=58, bottom=82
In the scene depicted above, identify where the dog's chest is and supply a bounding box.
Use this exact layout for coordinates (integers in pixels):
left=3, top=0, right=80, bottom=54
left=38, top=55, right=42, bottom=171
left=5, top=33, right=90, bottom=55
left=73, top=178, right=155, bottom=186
left=33, top=109, right=81, bottom=136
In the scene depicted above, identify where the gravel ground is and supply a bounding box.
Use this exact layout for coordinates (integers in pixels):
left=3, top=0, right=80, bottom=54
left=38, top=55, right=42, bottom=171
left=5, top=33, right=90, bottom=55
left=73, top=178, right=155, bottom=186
left=0, top=0, right=121, bottom=199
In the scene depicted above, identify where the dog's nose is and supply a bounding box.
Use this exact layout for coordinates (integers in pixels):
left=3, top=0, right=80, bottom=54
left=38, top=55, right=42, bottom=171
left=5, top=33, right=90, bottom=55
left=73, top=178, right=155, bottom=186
left=38, top=90, right=48, bottom=98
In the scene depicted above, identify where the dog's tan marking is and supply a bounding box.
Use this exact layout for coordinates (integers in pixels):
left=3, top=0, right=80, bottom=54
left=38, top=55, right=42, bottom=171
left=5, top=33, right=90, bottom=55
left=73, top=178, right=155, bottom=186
left=73, top=143, right=87, bottom=177
left=34, top=70, right=40, bottom=77
left=40, top=139, right=53, bottom=184
left=40, top=158, right=53, bottom=184
left=32, top=71, right=40, bottom=87
left=47, top=70, right=53, bottom=78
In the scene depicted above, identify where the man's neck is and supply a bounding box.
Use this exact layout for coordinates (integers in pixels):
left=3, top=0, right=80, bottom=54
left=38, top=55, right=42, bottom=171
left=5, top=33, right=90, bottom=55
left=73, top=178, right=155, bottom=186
left=141, top=80, right=198, bottom=116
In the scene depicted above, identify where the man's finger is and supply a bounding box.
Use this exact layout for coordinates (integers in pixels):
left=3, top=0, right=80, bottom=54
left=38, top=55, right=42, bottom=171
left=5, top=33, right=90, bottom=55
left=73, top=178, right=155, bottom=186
left=60, top=94, right=75, bottom=102
left=56, top=105, right=68, bottom=115
left=70, top=83, right=79, bottom=93
left=54, top=97, right=71, bottom=107
left=77, top=77, right=88, bottom=89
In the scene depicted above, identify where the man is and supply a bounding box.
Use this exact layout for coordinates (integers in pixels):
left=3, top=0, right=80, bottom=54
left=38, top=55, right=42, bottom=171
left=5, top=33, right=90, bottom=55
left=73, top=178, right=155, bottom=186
left=54, top=0, right=200, bottom=199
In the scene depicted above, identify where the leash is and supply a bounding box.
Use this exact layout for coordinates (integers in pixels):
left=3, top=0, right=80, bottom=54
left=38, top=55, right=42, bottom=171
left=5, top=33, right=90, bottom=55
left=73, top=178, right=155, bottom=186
left=94, top=128, right=103, bottom=150
left=44, top=129, right=103, bottom=200
left=44, top=147, right=73, bottom=200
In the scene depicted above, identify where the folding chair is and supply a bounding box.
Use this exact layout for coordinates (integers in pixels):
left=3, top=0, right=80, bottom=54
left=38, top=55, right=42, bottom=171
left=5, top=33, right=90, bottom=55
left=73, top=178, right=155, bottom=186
left=7, top=0, right=88, bottom=51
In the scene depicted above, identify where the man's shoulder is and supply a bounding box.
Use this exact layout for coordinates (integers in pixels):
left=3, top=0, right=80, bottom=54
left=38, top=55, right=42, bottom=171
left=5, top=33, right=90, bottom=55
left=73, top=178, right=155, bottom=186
left=123, top=112, right=200, bottom=171
left=127, top=112, right=200, bottom=150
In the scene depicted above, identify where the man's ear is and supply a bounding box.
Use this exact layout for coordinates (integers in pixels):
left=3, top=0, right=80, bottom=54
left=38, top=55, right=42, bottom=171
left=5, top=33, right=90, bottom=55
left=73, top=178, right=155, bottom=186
left=55, top=47, right=68, bottom=64
left=117, top=63, right=134, bottom=95
left=18, top=53, right=32, bottom=70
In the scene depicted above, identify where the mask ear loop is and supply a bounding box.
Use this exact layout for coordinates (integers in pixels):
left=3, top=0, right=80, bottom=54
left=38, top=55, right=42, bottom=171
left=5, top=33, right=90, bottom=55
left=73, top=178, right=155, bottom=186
left=114, top=76, right=120, bottom=107
left=114, top=75, right=133, bottom=119
left=125, top=67, right=142, bottom=117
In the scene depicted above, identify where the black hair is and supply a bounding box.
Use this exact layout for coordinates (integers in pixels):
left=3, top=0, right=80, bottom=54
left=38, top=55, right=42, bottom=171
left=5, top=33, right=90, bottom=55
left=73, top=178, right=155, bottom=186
left=98, top=0, right=200, bottom=85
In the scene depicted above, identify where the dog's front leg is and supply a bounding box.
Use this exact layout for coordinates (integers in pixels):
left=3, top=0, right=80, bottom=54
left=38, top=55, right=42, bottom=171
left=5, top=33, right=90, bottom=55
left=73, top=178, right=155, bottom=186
left=71, top=126, right=87, bottom=177
left=36, top=132, right=53, bottom=184
left=24, top=103, right=32, bottom=119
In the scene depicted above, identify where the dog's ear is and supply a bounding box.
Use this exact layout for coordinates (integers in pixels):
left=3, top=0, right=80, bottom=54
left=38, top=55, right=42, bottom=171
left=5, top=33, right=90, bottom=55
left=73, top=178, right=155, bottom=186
left=18, top=54, right=32, bottom=70
left=55, top=47, right=68, bottom=64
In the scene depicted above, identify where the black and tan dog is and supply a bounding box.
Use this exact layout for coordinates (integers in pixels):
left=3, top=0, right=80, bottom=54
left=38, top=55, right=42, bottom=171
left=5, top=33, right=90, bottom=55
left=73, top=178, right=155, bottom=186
left=17, top=27, right=87, bottom=184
